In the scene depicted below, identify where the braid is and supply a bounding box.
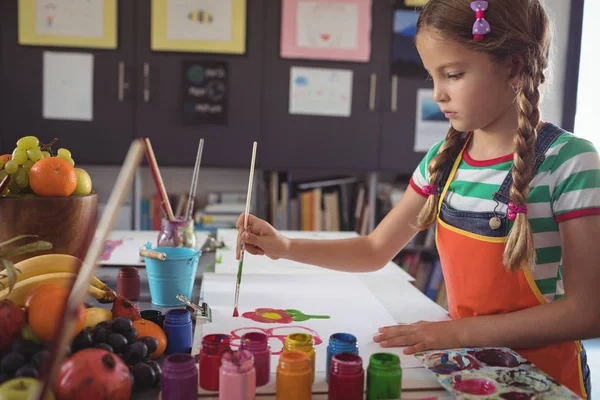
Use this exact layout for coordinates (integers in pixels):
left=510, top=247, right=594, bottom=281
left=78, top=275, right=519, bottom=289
left=416, top=127, right=463, bottom=230
left=504, top=72, right=541, bottom=272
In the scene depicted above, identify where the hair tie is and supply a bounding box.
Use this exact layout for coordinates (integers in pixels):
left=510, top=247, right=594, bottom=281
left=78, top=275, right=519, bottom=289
left=422, top=184, right=439, bottom=196
left=470, top=1, right=490, bottom=41
left=507, top=201, right=527, bottom=220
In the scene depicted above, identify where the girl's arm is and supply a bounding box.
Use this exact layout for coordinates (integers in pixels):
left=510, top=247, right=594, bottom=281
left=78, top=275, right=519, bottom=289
left=239, top=186, right=427, bottom=273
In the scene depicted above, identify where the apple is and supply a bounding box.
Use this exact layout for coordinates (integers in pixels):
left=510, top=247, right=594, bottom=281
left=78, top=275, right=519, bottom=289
left=0, top=378, right=55, bottom=400
left=72, top=168, right=92, bottom=196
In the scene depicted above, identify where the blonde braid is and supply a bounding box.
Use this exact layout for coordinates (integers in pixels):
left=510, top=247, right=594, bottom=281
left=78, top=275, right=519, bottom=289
left=504, top=72, right=541, bottom=271
left=416, top=127, right=463, bottom=229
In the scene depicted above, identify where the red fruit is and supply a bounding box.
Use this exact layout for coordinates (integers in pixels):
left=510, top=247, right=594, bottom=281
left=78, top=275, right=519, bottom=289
left=111, top=295, right=142, bottom=321
left=55, top=349, right=132, bottom=400
left=0, top=299, right=27, bottom=352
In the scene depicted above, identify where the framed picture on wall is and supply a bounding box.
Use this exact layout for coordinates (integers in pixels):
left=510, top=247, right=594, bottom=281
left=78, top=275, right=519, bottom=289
left=18, top=0, right=117, bottom=49
left=280, top=0, right=372, bottom=62
left=151, top=0, right=247, bottom=54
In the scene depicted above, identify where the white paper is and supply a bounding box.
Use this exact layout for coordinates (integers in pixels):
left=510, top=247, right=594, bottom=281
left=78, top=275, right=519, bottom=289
left=297, top=2, right=359, bottom=50
left=167, top=0, right=232, bottom=41
left=414, top=89, right=451, bottom=152
left=289, top=67, right=353, bottom=117
left=200, top=273, right=423, bottom=372
left=36, top=0, right=104, bottom=38
left=43, top=51, right=93, bottom=121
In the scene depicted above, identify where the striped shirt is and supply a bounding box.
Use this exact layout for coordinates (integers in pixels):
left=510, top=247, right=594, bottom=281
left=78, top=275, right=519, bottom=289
left=410, top=132, right=600, bottom=302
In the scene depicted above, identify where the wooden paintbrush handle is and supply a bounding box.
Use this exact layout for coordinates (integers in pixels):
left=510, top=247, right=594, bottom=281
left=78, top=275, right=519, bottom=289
left=139, top=249, right=167, bottom=260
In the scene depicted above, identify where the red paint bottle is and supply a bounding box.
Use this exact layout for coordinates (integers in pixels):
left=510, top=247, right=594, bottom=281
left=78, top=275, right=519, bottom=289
left=199, top=334, right=231, bottom=391
left=240, top=331, right=270, bottom=386
left=328, top=353, right=364, bottom=400
left=116, top=267, right=140, bottom=300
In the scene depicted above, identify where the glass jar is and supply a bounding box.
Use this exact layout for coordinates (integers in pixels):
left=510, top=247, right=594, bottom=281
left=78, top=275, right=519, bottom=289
left=157, top=216, right=196, bottom=248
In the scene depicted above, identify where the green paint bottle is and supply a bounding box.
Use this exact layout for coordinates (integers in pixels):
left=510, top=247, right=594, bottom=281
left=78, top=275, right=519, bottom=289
left=366, top=353, right=402, bottom=400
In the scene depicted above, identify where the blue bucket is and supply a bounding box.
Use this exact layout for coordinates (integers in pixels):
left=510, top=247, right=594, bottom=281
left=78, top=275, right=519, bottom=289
left=142, top=243, right=201, bottom=306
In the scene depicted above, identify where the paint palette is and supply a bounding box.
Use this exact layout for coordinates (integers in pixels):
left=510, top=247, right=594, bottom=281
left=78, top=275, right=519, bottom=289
left=415, top=347, right=582, bottom=399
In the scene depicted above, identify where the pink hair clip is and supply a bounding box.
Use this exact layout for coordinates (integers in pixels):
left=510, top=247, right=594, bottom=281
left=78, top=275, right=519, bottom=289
left=507, top=201, right=527, bottom=220
left=470, top=1, right=490, bottom=41
left=422, top=184, right=439, bottom=196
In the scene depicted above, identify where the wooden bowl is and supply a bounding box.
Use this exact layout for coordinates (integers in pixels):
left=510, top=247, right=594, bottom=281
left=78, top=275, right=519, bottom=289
left=0, top=193, right=98, bottom=263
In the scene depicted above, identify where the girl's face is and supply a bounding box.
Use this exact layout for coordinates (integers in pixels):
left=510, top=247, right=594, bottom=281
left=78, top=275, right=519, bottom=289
left=415, top=28, right=517, bottom=133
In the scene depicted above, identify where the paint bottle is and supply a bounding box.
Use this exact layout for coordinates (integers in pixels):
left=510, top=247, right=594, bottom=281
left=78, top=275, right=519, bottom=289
left=366, top=353, right=402, bottom=400
left=116, top=267, right=140, bottom=300
left=199, top=334, right=231, bottom=391
left=276, top=350, right=312, bottom=400
left=328, top=353, right=364, bottom=400
left=240, top=331, right=271, bottom=386
left=284, top=333, right=316, bottom=384
left=163, top=308, right=193, bottom=354
left=161, top=353, right=198, bottom=400
left=140, top=309, right=164, bottom=328
left=218, top=349, right=256, bottom=400
left=326, top=332, right=358, bottom=383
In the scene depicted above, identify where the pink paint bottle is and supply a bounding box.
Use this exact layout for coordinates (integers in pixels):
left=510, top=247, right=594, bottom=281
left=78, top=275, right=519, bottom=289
left=218, top=349, right=256, bottom=400
left=240, top=331, right=270, bottom=386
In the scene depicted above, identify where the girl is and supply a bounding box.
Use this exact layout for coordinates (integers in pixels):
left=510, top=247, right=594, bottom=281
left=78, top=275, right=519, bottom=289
left=236, top=0, right=598, bottom=397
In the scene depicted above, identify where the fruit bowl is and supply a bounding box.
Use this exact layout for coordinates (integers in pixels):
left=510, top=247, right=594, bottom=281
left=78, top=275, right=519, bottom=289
left=0, top=193, right=98, bottom=263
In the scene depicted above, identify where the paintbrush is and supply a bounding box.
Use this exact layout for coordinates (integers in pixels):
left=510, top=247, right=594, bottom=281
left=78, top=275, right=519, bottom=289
left=143, top=137, right=175, bottom=222
left=184, top=138, right=204, bottom=221
left=33, top=139, right=145, bottom=400
left=233, top=141, right=257, bottom=317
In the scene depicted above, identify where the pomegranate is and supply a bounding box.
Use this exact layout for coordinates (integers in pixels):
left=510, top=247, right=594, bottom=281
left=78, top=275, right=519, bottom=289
left=0, top=299, right=27, bottom=352
left=55, top=349, right=132, bottom=400
left=111, top=294, right=142, bottom=321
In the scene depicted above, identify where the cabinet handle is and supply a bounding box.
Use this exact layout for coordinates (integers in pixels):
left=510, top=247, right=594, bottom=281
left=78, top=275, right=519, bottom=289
left=118, top=62, right=125, bottom=102
left=391, top=74, right=398, bottom=112
left=143, top=63, right=150, bottom=103
left=369, top=73, right=377, bottom=111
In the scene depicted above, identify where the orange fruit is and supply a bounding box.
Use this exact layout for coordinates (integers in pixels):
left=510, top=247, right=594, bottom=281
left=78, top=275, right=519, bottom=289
left=26, top=284, right=86, bottom=342
left=29, top=157, right=77, bottom=197
left=24, top=283, right=66, bottom=308
left=132, top=319, right=167, bottom=359
left=0, top=154, right=11, bottom=164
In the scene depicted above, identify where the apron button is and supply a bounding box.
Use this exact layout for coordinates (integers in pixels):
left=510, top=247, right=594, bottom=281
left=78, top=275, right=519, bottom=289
left=489, top=217, right=502, bottom=230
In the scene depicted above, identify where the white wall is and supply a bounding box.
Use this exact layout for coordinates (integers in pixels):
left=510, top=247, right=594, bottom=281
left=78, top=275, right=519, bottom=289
left=86, top=0, right=574, bottom=229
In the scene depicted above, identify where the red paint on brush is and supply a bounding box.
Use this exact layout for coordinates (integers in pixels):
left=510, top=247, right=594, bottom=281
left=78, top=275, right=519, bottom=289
left=233, top=308, right=239, bottom=317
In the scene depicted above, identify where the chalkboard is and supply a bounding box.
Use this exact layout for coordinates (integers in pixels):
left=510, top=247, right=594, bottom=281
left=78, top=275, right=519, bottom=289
left=182, top=61, right=228, bottom=125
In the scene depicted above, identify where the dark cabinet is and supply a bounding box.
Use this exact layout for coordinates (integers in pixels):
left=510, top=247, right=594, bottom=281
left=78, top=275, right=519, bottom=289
left=133, top=0, right=265, bottom=168
left=0, top=0, right=136, bottom=164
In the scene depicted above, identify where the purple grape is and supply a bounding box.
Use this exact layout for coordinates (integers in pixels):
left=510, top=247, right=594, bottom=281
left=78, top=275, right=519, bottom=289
left=137, top=337, right=158, bottom=355
left=1, top=353, right=26, bottom=375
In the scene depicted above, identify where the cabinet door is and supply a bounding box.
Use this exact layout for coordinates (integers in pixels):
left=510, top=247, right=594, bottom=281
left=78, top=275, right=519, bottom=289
left=260, top=0, right=389, bottom=172
left=134, top=1, right=265, bottom=168
left=0, top=0, right=135, bottom=165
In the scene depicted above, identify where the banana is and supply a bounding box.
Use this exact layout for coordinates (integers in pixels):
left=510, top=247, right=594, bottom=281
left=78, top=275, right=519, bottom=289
left=0, top=253, right=112, bottom=292
left=84, top=307, right=113, bottom=330
left=0, top=272, right=117, bottom=307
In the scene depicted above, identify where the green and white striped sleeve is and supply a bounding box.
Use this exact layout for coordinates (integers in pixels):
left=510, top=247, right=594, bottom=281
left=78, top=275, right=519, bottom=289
left=410, top=140, right=445, bottom=197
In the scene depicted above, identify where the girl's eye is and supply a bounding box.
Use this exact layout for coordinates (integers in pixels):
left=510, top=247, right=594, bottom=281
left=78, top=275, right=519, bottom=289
left=447, top=73, right=464, bottom=80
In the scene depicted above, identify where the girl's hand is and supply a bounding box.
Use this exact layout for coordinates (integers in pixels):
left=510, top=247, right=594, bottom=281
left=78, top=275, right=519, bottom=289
left=373, top=320, right=464, bottom=355
left=235, top=213, right=291, bottom=260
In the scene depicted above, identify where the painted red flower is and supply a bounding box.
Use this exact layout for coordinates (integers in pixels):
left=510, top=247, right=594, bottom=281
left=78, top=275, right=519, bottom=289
left=241, top=308, right=293, bottom=324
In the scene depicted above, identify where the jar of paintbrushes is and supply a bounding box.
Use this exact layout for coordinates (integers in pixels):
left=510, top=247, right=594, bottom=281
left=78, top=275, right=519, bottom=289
left=157, top=216, right=197, bottom=249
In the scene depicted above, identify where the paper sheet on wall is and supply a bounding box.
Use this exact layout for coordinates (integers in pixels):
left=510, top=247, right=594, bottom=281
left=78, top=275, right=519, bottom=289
left=289, top=67, right=353, bottom=117
left=200, top=273, right=423, bottom=373
left=414, top=88, right=449, bottom=152
left=35, top=0, right=104, bottom=38
left=43, top=51, right=93, bottom=121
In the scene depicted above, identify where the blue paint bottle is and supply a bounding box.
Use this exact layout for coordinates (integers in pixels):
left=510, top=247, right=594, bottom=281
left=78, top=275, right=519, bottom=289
left=326, top=333, right=358, bottom=383
left=163, top=308, right=193, bottom=354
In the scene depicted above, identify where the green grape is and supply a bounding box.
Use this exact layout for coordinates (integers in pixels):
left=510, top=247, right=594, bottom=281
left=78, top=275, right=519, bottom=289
left=0, top=159, right=4, bottom=169
left=14, top=167, right=29, bottom=189
left=4, top=160, right=18, bottom=175
left=16, top=136, right=39, bottom=150
left=12, top=148, right=28, bottom=165
left=23, top=160, right=35, bottom=170
left=58, top=154, right=75, bottom=166
left=27, top=147, right=43, bottom=162
left=7, top=179, right=21, bottom=194
left=57, top=148, right=71, bottom=158
left=41, top=151, right=51, bottom=159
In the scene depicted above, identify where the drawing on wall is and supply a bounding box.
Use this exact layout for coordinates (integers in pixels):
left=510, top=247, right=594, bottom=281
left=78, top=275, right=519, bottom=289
left=19, top=0, right=117, bottom=48
left=289, top=67, right=353, bottom=117
left=182, top=61, right=228, bottom=125
left=229, top=326, right=323, bottom=355
left=242, top=308, right=331, bottom=323
left=280, top=0, right=372, bottom=62
left=151, top=0, right=246, bottom=54
left=415, top=347, right=582, bottom=399
left=414, top=89, right=449, bottom=152
left=391, top=0, right=428, bottom=79
left=403, top=0, right=430, bottom=6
